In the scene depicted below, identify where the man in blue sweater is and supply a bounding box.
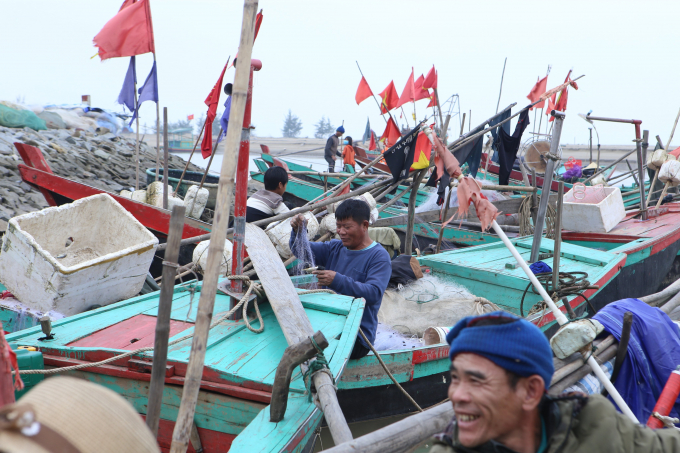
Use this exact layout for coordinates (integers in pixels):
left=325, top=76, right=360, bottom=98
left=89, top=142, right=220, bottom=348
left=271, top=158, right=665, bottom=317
left=290, top=199, right=392, bottom=359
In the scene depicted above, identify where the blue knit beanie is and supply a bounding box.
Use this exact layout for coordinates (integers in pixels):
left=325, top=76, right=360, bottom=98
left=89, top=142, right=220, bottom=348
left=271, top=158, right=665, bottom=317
left=446, top=311, right=554, bottom=389
left=336, top=125, right=345, bottom=133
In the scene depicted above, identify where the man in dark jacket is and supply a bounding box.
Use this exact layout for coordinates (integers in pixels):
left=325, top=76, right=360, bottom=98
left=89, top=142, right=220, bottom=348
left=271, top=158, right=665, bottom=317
left=430, top=312, right=680, bottom=453
left=325, top=126, right=344, bottom=173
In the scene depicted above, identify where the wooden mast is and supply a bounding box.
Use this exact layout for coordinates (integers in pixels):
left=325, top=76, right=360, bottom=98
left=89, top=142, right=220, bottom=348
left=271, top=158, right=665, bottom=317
left=168, top=1, right=258, bottom=451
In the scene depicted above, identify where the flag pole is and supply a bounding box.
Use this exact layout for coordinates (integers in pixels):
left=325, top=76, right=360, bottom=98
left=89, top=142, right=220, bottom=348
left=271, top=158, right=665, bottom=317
left=400, top=106, right=410, bottom=129
left=355, top=61, right=394, bottom=125
left=154, top=53, right=161, bottom=182
left=495, top=57, right=507, bottom=114
left=134, top=69, right=140, bottom=191
left=173, top=121, right=206, bottom=197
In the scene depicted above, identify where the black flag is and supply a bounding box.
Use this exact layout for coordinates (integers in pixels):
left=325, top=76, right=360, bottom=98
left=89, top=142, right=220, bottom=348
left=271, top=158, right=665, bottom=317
left=382, top=124, right=422, bottom=183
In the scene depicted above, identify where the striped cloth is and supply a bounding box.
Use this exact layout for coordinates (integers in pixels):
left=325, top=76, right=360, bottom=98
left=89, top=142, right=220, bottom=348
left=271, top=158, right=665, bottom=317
left=562, top=359, right=614, bottom=395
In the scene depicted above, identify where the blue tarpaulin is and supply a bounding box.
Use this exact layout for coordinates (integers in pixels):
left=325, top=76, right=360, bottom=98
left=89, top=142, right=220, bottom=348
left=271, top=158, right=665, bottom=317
left=593, top=298, right=680, bottom=422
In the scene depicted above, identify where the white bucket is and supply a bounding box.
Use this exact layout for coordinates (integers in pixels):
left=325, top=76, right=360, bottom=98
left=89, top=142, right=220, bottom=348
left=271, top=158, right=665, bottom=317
left=193, top=239, right=233, bottom=275
left=184, top=185, right=209, bottom=219
left=266, top=212, right=319, bottom=259
left=423, top=326, right=450, bottom=346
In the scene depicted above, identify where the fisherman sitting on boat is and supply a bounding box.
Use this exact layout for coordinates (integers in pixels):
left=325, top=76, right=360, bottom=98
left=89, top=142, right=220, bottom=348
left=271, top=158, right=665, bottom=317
left=430, top=311, right=680, bottom=453
left=246, top=166, right=289, bottom=224
left=325, top=126, right=344, bottom=173
left=290, top=199, right=392, bottom=359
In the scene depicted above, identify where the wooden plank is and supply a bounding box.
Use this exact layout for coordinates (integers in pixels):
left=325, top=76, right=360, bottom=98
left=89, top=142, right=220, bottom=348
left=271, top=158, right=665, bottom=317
left=67, top=314, right=193, bottom=350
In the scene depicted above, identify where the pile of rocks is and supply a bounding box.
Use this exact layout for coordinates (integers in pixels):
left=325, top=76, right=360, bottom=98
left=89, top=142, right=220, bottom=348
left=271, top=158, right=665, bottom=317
left=0, top=126, right=203, bottom=227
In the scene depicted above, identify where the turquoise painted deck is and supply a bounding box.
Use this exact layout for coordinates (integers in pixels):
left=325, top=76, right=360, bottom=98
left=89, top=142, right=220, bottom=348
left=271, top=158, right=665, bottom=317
left=418, top=237, right=626, bottom=328
left=7, top=279, right=365, bottom=453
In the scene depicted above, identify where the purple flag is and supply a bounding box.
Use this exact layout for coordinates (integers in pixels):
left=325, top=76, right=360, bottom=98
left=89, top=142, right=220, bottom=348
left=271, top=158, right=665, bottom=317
left=216, top=96, right=232, bottom=144
left=117, top=56, right=136, bottom=113
left=130, top=61, right=158, bottom=125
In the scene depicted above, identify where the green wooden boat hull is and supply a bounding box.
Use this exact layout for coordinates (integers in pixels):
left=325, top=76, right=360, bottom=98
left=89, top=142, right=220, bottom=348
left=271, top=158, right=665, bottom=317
left=6, top=279, right=365, bottom=453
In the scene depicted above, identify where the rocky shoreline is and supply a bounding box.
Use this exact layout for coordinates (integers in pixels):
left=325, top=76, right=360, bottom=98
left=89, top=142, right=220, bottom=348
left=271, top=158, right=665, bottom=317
left=0, top=126, right=203, bottom=230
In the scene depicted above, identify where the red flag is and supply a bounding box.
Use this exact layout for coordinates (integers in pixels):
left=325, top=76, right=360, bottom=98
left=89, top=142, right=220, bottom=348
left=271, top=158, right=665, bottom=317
left=527, top=76, right=548, bottom=110
left=427, top=91, right=436, bottom=108
left=93, top=0, right=155, bottom=60
left=355, top=76, right=373, bottom=105
left=200, top=61, right=229, bottom=158
left=369, top=131, right=377, bottom=151
left=396, top=68, right=415, bottom=109
left=410, top=131, right=432, bottom=171
left=413, top=75, right=430, bottom=101
left=187, top=114, right=194, bottom=121
left=550, top=71, right=573, bottom=122
left=423, top=66, right=437, bottom=90
left=381, top=117, right=401, bottom=147
left=378, top=81, right=399, bottom=114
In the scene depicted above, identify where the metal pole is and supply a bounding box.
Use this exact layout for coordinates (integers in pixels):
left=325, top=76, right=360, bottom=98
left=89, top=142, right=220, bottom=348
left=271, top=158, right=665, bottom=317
left=229, top=59, right=261, bottom=319
left=530, top=111, right=565, bottom=263
left=589, top=128, right=593, bottom=164
left=146, top=205, right=185, bottom=436
left=163, top=107, right=169, bottom=210
left=552, top=182, right=564, bottom=293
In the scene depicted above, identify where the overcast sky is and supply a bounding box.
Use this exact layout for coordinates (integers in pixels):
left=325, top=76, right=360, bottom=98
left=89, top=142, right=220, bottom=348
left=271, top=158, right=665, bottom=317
left=2, top=0, right=680, bottom=146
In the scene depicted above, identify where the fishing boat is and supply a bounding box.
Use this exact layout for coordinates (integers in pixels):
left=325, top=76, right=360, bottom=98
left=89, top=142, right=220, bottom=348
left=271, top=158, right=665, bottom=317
left=167, top=127, right=197, bottom=153
left=14, top=142, right=210, bottom=275
left=6, top=277, right=365, bottom=452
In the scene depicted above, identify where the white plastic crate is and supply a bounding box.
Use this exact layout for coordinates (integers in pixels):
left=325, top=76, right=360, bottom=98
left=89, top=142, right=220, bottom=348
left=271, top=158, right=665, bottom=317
left=562, top=186, right=625, bottom=233
left=0, top=194, right=158, bottom=316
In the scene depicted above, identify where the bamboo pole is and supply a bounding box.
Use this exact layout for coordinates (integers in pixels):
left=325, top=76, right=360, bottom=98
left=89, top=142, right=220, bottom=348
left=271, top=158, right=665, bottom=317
left=435, top=183, right=454, bottom=254
left=647, top=109, right=680, bottom=205
left=168, top=1, right=258, bottom=451
left=174, top=121, right=207, bottom=197
left=404, top=169, right=428, bottom=255
left=147, top=205, right=185, bottom=436
left=163, top=107, right=169, bottom=210
left=495, top=57, right=507, bottom=114
left=134, top=73, right=140, bottom=191
left=154, top=53, right=161, bottom=182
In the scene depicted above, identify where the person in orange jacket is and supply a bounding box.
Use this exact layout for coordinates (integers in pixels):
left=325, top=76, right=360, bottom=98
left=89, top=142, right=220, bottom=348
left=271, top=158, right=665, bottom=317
left=342, top=136, right=356, bottom=170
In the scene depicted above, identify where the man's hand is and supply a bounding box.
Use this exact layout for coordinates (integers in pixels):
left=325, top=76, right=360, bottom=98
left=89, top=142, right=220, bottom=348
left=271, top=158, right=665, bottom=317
left=313, top=270, right=336, bottom=286
left=290, top=214, right=307, bottom=231
left=332, top=156, right=337, bottom=161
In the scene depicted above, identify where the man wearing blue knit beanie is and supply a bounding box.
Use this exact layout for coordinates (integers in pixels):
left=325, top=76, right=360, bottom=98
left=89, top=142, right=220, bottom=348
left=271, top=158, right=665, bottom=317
left=430, top=311, right=680, bottom=453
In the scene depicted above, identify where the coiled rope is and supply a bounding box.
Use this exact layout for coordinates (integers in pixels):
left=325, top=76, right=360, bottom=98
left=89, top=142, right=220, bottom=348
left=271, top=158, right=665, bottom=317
left=15, top=275, right=264, bottom=376
left=520, top=271, right=598, bottom=321
left=518, top=195, right=556, bottom=238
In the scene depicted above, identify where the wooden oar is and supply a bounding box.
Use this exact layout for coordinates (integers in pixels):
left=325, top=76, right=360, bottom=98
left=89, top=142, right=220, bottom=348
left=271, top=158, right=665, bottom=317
left=168, top=2, right=258, bottom=451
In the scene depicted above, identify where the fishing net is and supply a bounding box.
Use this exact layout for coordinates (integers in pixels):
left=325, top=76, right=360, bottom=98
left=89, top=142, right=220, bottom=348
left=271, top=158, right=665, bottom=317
left=0, top=104, right=46, bottom=131
left=290, top=224, right=317, bottom=288
left=378, top=274, right=501, bottom=336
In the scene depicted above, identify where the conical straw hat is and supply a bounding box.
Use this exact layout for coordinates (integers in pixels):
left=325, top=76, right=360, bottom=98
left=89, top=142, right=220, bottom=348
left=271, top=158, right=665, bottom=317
left=0, top=376, right=159, bottom=453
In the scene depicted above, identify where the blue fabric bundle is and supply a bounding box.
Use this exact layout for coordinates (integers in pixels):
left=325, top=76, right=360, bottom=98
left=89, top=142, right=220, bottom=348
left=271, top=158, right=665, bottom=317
left=594, top=298, right=680, bottom=422
left=529, top=261, right=552, bottom=274
left=446, top=311, right=554, bottom=389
